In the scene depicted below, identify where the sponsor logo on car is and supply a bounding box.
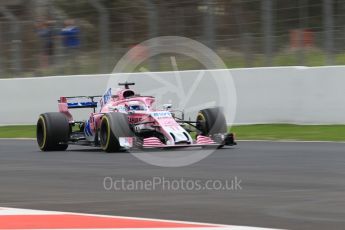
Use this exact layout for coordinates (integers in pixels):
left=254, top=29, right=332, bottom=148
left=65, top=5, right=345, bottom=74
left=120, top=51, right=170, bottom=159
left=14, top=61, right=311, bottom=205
left=152, top=111, right=172, bottom=118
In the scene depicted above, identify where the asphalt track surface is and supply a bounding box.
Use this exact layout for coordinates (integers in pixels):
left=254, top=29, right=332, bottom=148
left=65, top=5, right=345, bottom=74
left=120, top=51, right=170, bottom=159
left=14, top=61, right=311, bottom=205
left=0, top=139, right=344, bottom=230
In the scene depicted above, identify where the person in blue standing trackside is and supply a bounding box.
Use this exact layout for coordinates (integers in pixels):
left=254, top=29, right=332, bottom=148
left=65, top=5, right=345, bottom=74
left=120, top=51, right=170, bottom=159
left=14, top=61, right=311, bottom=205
left=60, top=19, right=80, bottom=73
left=36, top=20, right=55, bottom=68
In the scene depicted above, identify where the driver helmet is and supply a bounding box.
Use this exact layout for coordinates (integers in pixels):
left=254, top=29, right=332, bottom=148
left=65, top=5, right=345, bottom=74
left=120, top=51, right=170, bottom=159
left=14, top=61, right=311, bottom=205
left=128, top=101, right=145, bottom=111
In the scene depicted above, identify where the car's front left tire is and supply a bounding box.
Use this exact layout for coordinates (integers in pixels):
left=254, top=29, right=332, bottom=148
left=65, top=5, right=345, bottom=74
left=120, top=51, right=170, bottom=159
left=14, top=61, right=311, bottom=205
left=196, top=107, right=227, bottom=135
left=99, top=113, right=133, bottom=153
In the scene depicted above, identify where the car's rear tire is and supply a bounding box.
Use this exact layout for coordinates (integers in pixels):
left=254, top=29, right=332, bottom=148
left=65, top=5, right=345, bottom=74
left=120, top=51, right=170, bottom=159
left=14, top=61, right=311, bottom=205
left=196, top=107, right=227, bottom=135
left=36, top=112, right=70, bottom=151
left=100, top=113, right=133, bottom=153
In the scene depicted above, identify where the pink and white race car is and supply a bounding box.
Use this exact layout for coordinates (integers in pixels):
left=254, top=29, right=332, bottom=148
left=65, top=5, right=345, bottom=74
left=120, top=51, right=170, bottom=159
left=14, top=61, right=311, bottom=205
left=36, top=82, right=236, bottom=152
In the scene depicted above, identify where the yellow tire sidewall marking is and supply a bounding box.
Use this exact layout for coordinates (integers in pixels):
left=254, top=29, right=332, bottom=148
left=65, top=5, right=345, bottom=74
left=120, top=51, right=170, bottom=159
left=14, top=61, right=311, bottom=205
left=38, top=115, right=47, bottom=150
left=197, top=112, right=205, bottom=122
left=102, top=116, right=111, bottom=150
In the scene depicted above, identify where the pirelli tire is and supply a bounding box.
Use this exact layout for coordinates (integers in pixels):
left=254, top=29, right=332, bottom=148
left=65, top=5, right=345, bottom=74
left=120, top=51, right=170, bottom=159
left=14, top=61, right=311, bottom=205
left=99, top=113, right=133, bottom=153
left=36, top=112, right=70, bottom=151
left=196, top=107, right=227, bottom=136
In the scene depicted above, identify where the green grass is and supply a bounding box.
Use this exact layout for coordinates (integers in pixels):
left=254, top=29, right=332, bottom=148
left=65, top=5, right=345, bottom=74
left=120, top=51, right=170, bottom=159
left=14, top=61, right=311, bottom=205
left=0, top=125, right=36, bottom=138
left=1, top=124, right=345, bottom=141
left=230, top=124, right=345, bottom=141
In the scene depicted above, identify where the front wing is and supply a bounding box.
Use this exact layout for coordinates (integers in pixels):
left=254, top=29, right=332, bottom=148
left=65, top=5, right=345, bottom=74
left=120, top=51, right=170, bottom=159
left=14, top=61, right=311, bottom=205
left=119, top=133, right=236, bottom=150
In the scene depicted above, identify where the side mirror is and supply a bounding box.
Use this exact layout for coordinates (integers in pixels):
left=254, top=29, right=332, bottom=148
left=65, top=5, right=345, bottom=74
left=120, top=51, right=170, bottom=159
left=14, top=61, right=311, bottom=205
left=163, top=104, right=172, bottom=110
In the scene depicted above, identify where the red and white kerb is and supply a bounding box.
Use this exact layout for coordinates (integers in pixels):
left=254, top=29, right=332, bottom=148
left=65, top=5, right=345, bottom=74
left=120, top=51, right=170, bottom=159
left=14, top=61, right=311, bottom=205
left=0, top=207, right=281, bottom=230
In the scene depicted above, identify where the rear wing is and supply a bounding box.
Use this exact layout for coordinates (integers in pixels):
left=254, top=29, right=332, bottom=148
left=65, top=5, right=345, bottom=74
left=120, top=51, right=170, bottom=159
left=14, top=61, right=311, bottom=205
left=58, top=96, right=101, bottom=110
left=58, top=96, right=102, bottom=122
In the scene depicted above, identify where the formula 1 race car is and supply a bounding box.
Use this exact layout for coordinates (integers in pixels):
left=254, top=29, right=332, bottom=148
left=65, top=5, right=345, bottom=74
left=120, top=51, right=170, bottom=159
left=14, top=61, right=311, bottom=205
left=36, top=82, right=236, bottom=152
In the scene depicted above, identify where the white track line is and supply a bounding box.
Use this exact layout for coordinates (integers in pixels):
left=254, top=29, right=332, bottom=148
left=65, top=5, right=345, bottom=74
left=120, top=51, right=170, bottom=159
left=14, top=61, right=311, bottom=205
left=1, top=138, right=345, bottom=144
left=0, top=138, right=35, bottom=140
left=238, top=140, right=345, bottom=144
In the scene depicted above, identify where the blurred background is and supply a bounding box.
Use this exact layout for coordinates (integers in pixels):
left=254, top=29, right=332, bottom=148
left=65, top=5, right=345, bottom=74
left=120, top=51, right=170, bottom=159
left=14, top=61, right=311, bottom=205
left=0, top=0, right=343, bottom=78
